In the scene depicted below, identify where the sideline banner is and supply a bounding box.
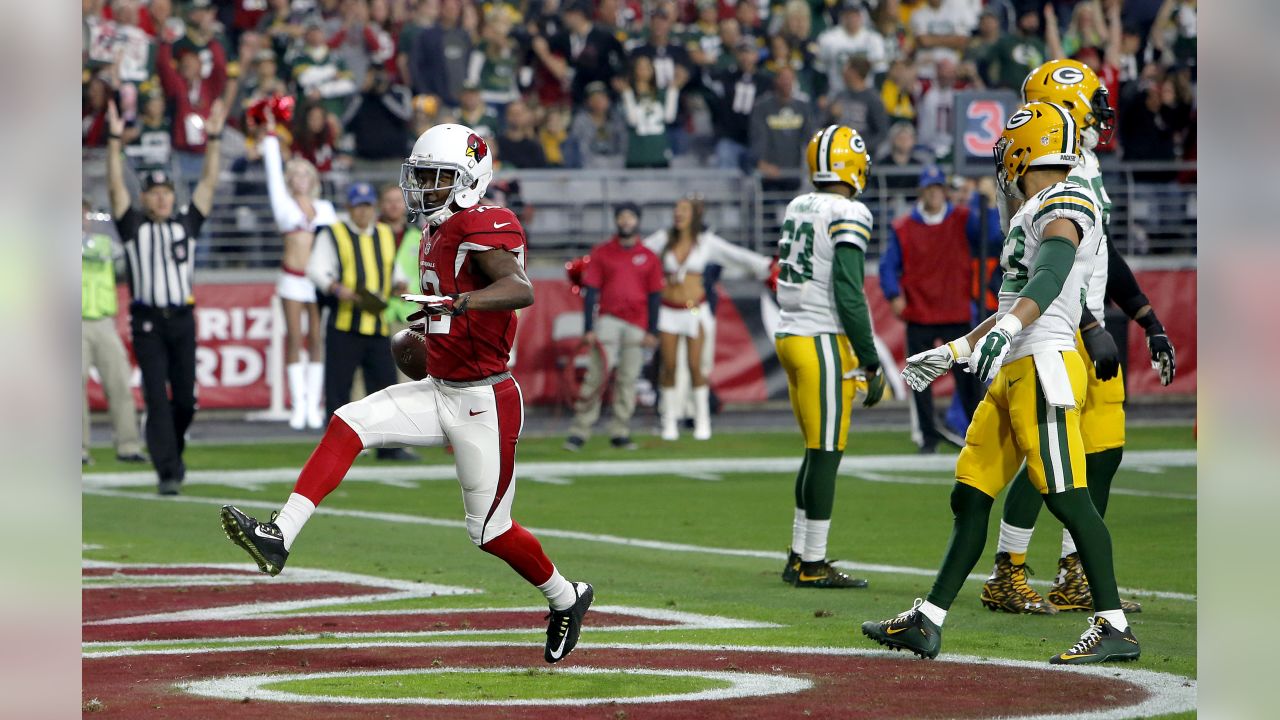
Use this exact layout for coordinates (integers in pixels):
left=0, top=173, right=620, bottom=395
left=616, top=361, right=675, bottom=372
left=88, top=271, right=1195, bottom=411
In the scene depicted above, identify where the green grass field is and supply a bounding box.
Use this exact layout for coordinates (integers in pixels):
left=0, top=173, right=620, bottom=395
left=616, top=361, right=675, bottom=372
left=83, top=425, right=1196, bottom=717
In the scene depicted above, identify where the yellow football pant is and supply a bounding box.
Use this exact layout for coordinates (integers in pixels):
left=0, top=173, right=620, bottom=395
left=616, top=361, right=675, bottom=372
left=1076, top=331, right=1127, bottom=454
left=956, top=351, right=1089, bottom=497
left=776, top=334, right=866, bottom=451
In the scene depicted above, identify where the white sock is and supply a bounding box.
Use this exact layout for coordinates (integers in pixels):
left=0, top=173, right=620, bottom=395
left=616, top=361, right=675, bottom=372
left=791, top=508, right=807, bottom=556
left=273, top=493, right=316, bottom=551
left=539, top=568, right=577, bottom=611
left=1095, top=609, right=1128, bottom=632
left=996, top=520, right=1034, bottom=556
left=801, top=518, right=830, bottom=563
left=919, top=600, right=948, bottom=627
left=1060, top=528, right=1078, bottom=558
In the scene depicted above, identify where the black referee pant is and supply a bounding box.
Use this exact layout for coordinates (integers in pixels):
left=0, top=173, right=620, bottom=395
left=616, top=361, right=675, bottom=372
left=130, top=305, right=197, bottom=483
left=324, top=328, right=397, bottom=421
left=906, top=321, right=982, bottom=449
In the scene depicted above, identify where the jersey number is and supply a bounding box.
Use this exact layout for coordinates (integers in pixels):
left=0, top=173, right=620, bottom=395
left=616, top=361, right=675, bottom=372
left=777, top=219, right=815, bottom=283
left=1069, top=173, right=1112, bottom=227
left=1000, top=226, right=1029, bottom=293
left=420, top=268, right=452, bottom=334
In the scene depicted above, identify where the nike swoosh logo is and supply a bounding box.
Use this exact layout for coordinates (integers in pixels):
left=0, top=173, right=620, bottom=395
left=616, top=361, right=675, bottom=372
left=469, top=409, right=487, bottom=416
left=548, top=632, right=569, bottom=659
left=1057, top=653, right=1095, bottom=660
left=253, top=526, right=279, bottom=541
left=1008, top=376, right=1022, bottom=386
left=798, top=574, right=827, bottom=582
left=885, top=627, right=910, bottom=635
left=493, top=222, right=511, bottom=229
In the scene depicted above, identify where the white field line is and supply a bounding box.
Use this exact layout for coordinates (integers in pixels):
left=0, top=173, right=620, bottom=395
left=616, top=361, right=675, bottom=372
left=83, top=488, right=1198, bottom=602
left=91, top=640, right=1195, bottom=718
left=178, top=665, right=811, bottom=707
left=80, top=449, right=1197, bottom=489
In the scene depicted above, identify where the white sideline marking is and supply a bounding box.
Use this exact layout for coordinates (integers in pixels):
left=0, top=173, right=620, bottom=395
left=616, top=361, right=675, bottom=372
left=179, top=665, right=811, bottom=707
left=83, top=489, right=1198, bottom=602
left=80, top=449, right=1197, bottom=488
left=90, top=641, right=1195, bottom=718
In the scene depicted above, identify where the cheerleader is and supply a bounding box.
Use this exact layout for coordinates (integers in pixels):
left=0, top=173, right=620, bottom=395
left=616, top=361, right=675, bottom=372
left=644, top=196, right=772, bottom=440
left=262, top=110, right=337, bottom=429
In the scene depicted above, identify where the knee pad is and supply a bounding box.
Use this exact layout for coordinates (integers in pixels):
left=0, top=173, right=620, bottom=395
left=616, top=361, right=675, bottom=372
left=950, top=482, right=994, bottom=518
left=468, top=515, right=513, bottom=547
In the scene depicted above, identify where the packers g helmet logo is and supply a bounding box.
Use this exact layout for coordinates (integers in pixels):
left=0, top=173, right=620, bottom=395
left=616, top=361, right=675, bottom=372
left=850, top=134, right=866, bottom=154
left=1006, top=109, right=1034, bottom=129
left=1050, top=66, right=1085, bottom=85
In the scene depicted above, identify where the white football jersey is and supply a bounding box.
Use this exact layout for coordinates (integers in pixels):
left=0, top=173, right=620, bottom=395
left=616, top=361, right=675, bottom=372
left=775, top=192, right=874, bottom=337
left=999, top=180, right=1104, bottom=362
left=1068, top=148, right=1112, bottom=325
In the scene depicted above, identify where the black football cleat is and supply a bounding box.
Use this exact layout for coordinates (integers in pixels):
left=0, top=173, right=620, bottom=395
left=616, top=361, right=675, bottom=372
left=1049, top=616, right=1141, bottom=664
left=781, top=549, right=801, bottom=584
left=220, top=505, right=288, bottom=576
left=793, top=560, right=868, bottom=588
left=544, top=581, right=593, bottom=664
left=861, top=599, right=942, bottom=659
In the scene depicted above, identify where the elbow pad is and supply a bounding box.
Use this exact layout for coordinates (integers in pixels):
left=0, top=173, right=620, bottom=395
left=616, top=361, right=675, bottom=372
left=1018, top=236, right=1076, bottom=313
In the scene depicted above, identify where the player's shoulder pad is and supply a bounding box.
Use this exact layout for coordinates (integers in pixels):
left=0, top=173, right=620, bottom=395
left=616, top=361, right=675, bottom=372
left=456, top=204, right=523, bottom=235
left=1033, top=181, right=1098, bottom=226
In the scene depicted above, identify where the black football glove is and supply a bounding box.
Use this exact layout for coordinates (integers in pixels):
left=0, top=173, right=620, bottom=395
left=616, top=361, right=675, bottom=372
left=1137, top=310, right=1176, bottom=386
left=1081, top=323, right=1120, bottom=381
left=861, top=363, right=885, bottom=408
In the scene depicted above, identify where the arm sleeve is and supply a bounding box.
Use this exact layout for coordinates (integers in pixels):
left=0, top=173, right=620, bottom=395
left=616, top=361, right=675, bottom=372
left=1104, top=239, right=1151, bottom=319
left=647, top=291, right=660, bottom=334
left=703, top=233, right=772, bottom=280
left=262, top=134, right=305, bottom=231
left=1017, top=236, right=1077, bottom=313
left=879, top=227, right=903, bottom=300
left=307, top=228, right=340, bottom=291
left=582, top=286, right=599, bottom=332
left=832, top=244, right=878, bottom=368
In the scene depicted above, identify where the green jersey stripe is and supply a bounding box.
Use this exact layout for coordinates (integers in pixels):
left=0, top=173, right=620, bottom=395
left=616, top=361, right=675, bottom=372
left=814, top=336, right=829, bottom=450
left=828, top=334, right=843, bottom=451
left=1034, top=200, right=1097, bottom=224
left=1036, top=376, right=1059, bottom=492
left=1056, top=405, right=1074, bottom=489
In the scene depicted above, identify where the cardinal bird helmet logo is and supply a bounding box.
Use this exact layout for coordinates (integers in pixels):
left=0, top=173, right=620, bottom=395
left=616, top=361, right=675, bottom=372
left=465, top=133, right=488, bottom=166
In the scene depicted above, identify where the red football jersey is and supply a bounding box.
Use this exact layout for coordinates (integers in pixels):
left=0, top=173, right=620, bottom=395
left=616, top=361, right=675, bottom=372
left=419, top=204, right=526, bottom=381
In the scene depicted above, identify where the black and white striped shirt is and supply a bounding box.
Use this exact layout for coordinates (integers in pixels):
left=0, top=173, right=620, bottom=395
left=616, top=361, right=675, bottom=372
left=114, top=205, right=204, bottom=308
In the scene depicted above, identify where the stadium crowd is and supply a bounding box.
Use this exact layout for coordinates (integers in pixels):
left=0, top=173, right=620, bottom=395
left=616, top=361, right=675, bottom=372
left=83, top=0, right=1197, bottom=182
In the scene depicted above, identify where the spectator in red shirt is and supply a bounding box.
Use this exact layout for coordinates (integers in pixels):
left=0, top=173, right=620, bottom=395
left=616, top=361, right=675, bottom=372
left=157, top=39, right=227, bottom=188
left=565, top=202, right=664, bottom=451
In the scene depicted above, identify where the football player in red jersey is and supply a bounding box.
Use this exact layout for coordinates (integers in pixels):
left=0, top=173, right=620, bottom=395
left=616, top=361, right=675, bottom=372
left=221, top=124, right=594, bottom=665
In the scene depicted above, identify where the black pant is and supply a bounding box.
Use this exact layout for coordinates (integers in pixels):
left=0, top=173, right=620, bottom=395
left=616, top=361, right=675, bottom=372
left=324, top=328, right=397, bottom=420
left=131, top=305, right=197, bottom=483
left=906, top=322, right=982, bottom=448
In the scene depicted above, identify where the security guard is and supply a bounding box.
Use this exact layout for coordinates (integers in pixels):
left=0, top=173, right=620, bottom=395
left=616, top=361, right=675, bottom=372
left=105, top=99, right=223, bottom=495
left=307, top=182, right=414, bottom=460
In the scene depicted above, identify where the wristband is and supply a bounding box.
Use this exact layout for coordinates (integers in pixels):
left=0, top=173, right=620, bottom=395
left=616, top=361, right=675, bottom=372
left=108, top=133, right=122, bottom=141
left=946, top=336, right=972, bottom=361
left=450, top=293, right=470, bottom=315
left=994, top=313, right=1024, bottom=338
left=1136, top=309, right=1165, bottom=336
left=206, top=133, right=222, bottom=141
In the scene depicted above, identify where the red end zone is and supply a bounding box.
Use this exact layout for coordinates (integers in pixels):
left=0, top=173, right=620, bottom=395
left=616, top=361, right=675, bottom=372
left=83, top=563, right=1194, bottom=718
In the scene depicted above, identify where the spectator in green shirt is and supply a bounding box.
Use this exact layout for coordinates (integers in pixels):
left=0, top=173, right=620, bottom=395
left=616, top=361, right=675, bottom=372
left=983, top=7, right=1047, bottom=90
left=621, top=55, right=681, bottom=169
left=82, top=200, right=146, bottom=466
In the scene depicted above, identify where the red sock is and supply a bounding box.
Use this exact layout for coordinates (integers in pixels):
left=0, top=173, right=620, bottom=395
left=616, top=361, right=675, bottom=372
left=479, top=521, right=555, bottom=586
left=292, top=417, right=364, bottom=506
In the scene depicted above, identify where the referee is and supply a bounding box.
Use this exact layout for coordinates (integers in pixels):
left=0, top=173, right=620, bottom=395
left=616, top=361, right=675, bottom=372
left=307, top=182, right=414, bottom=461
left=105, top=99, right=225, bottom=495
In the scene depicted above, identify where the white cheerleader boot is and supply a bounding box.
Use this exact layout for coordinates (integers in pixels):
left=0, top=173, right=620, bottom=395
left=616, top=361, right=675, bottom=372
left=287, top=363, right=307, bottom=430
left=305, top=362, right=326, bottom=429
left=659, top=390, right=679, bottom=441
left=693, top=385, right=712, bottom=440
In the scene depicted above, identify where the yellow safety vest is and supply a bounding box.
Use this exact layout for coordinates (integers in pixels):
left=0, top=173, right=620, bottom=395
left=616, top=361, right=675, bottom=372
left=330, top=221, right=397, bottom=336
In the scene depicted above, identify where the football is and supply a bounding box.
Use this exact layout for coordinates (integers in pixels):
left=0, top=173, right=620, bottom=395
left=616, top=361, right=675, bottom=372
left=390, top=326, right=428, bottom=381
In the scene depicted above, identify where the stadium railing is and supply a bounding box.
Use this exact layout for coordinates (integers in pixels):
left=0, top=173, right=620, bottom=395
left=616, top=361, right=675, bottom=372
left=82, top=153, right=1196, bottom=267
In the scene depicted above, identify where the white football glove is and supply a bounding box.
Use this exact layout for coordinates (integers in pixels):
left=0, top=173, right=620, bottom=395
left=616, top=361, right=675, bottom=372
left=966, top=314, right=1023, bottom=384
left=902, top=338, right=971, bottom=392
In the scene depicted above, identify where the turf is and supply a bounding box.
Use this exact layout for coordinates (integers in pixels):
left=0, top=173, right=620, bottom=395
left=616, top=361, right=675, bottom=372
left=83, top=425, right=1197, bottom=716
left=263, top=669, right=728, bottom=701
